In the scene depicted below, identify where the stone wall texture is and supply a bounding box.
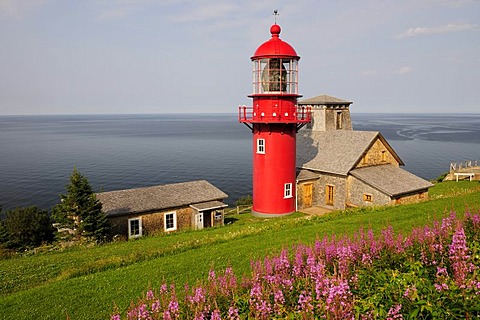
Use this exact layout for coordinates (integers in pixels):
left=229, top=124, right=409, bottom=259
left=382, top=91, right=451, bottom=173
left=356, top=138, right=399, bottom=169
left=346, top=176, right=391, bottom=207
left=298, top=173, right=347, bottom=210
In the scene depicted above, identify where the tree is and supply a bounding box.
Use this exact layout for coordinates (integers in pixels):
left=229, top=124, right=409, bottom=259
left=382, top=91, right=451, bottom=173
left=52, top=168, right=110, bottom=242
left=234, top=195, right=253, bottom=207
left=0, top=206, right=54, bottom=250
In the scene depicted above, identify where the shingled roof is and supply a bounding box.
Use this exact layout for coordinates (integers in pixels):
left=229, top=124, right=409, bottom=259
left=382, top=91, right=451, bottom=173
left=297, top=130, right=403, bottom=176
left=350, top=165, right=433, bottom=197
left=298, top=94, right=353, bottom=106
left=96, top=180, right=228, bottom=217
left=296, top=168, right=321, bottom=181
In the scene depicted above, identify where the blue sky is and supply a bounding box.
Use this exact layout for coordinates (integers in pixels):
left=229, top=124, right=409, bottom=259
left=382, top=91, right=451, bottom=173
left=1, top=0, right=479, bottom=115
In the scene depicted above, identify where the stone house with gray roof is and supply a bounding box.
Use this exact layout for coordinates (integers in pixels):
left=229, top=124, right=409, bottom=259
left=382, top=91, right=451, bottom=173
left=296, top=94, right=432, bottom=210
left=96, top=180, right=228, bottom=239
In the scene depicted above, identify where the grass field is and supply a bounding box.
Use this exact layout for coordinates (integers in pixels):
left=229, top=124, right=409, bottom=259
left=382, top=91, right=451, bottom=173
left=1, top=181, right=479, bottom=319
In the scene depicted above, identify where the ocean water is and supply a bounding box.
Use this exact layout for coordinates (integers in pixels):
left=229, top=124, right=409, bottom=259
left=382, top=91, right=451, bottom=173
left=353, top=113, right=480, bottom=182
left=0, top=113, right=479, bottom=211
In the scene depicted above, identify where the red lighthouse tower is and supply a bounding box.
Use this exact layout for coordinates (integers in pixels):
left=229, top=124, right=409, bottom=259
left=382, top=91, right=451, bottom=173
left=239, top=23, right=310, bottom=217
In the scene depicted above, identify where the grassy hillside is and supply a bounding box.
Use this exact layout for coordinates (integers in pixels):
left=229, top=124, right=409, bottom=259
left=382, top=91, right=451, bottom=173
left=1, top=181, right=479, bottom=319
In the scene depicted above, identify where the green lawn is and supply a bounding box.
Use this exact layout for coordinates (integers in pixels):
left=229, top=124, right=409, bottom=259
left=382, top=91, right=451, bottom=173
left=1, top=181, right=479, bottom=319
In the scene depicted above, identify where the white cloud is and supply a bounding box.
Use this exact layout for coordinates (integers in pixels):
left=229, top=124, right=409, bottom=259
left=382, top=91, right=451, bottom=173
left=94, top=0, right=175, bottom=21
left=0, top=0, right=46, bottom=19
left=433, top=0, right=476, bottom=8
left=171, top=2, right=239, bottom=23
left=97, top=8, right=129, bottom=20
left=359, top=70, right=379, bottom=77
left=394, top=66, right=413, bottom=75
left=359, top=66, right=412, bottom=77
left=396, top=23, right=478, bottom=38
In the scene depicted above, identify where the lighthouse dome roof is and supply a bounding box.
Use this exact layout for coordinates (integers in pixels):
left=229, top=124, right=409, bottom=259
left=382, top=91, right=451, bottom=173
left=252, top=24, right=299, bottom=60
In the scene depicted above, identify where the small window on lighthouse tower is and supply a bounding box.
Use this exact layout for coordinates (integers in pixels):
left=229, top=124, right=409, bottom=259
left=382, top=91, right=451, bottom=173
left=284, top=183, right=293, bottom=198
left=257, top=139, right=265, bottom=154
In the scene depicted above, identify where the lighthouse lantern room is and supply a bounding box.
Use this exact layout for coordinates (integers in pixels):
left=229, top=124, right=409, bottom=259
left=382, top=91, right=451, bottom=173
left=238, top=22, right=311, bottom=217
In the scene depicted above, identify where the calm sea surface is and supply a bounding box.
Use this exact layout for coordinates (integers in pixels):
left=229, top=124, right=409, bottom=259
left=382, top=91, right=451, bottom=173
left=1, top=113, right=479, bottom=210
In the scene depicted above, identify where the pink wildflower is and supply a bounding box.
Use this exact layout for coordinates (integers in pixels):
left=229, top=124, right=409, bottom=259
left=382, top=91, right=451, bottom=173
left=387, top=304, right=403, bottom=319
left=449, top=226, right=473, bottom=286
left=151, top=299, right=161, bottom=313
left=403, top=285, right=416, bottom=299
left=223, top=267, right=237, bottom=291
left=273, top=289, right=285, bottom=314
left=325, top=279, right=354, bottom=318
left=249, top=280, right=272, bottom=319
left=336, top=244, right=355, bottom=276
left=166, top=295, right=179, bottom=319
left=189, top=287, right=206, bottom=304
left=434, top=283, right=449, bottom=292
left=436, top=266, right=448, bottom=277
left=361, top=253, right=373, bottom=265
left=208, top=269, right=216, bottom=282
left=194, top=312, right=205, bottom=320
left=136, top=304, right=149, bottom=319
left=210, top=309, right=221, bottom=320
left=160, top=283, right=168, bottom=294
left=163, top=310, right=172, bottom=320
left=293, top=246, right=305, bottom=277
left=298, top=290, right=314, bottom=315
left=146, top=289, right=155, bottom=300
left=382, top=225, right=395, bottom=250
left=227, top=306, right=239, bottom=320
left=127, top=308, right=136, bottom=319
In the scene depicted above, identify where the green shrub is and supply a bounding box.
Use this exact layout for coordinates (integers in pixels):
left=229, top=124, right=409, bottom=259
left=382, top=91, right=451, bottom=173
left=0, top=206, right=54, bottom=251
left=234, top=195, right=253, bottom=207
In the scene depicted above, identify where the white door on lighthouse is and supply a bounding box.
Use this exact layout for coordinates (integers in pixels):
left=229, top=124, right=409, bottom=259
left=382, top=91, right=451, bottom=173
left=195, top=212, right=204, bottom=230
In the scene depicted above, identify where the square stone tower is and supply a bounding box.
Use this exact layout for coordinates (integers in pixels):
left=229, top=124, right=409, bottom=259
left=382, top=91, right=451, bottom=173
left=298, top=94, right=353, bottom=132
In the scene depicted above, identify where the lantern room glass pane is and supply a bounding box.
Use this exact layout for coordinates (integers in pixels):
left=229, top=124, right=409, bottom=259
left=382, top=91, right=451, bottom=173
left=252, top=58, right=298, bottom=94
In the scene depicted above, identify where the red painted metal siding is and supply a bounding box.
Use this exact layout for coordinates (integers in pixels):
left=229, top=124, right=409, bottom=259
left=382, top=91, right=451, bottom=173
left=252, top=123, right=296, bottom=215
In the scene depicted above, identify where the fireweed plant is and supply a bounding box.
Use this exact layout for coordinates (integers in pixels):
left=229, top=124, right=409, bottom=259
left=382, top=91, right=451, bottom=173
left=113, top=211, right=480, bottom=319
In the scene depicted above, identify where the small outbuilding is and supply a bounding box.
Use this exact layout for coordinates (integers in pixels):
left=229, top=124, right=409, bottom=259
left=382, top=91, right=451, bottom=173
left=96, top=180, right=228, bottom=239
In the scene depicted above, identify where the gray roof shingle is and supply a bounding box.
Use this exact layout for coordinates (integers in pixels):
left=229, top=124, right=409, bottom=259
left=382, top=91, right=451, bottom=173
left=296, top=169, right=321, bottom=181
left=190, top=201, right=228, bottom=211
left=298, top=94, right=353, bottom=106
left=350, top=165, right=433, bottom=196
left=297, top=130, right=385, bottom=175
left=96, top=180, right=228, bottom=216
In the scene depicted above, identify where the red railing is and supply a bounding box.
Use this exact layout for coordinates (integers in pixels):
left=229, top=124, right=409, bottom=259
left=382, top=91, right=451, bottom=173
left=238, top=105, right=311, bottom=123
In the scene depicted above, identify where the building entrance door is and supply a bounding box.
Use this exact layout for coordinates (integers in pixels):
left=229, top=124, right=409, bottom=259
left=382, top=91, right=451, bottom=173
left=303, top=183, right=313, bottom=207
left=195, top=213, right=204, bottom=230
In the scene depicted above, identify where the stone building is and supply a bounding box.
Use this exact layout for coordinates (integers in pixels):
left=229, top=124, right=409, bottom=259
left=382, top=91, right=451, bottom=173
left=296, top=95, right=432, bottom=210
left=96, top=180, right=228, bottom=239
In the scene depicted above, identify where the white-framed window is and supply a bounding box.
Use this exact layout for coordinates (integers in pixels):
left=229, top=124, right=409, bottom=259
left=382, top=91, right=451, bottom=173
left=256, top=139, right=265, bottom=154
left=164, top=211, right=177, bottom=232
left=284, top=183, right=293, bottom=198
left=128, top=217, right=142, bottom=239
